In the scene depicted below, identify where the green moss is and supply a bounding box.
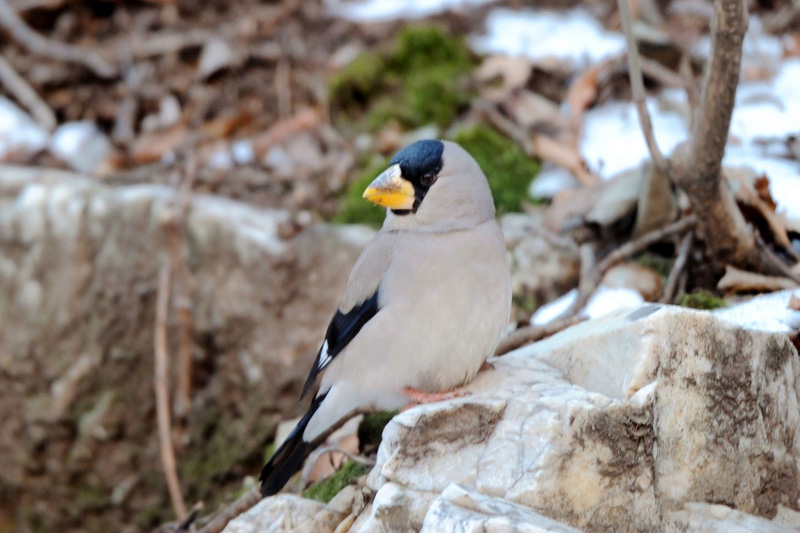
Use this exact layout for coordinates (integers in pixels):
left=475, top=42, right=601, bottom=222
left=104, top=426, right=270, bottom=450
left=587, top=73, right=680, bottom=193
left=330, top=25, right=477, bottom=131
left=333, top=157, right=389, bottom=227
left=635, top=252, right=672, bottom=279
left=303, top=460, right=370, bottom=503
left=679, top=290, right=727, bottom=310
left=450, top=125, right=541, bottom=213
left=358, top=410, right=399, bottom=450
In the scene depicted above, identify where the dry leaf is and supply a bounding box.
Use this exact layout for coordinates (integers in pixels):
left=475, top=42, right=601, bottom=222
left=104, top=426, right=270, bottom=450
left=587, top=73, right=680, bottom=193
left=789, top=294, right=800, bottom=311
left=717, top=265, right=798, bottom=294
left=533, top=133, right=598, bottom=186
left=754, top=174, right=777, bottom=211
left=504, top=91, right=568, bottom=133
left=474, top=55, right=533, bottom=102
left=566, top=65, right=600, bottom=135
left=726, top=168, right=798, bottom=259
left=602, top=262, right=664, bottom=301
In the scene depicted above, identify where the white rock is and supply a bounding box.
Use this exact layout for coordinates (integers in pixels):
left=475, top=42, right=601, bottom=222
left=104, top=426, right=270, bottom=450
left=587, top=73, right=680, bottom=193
left=368, top=305, right=800, bottom=531
left=421, top=484, right=582, bottom=532
left=353, top=482, right=438, bottom=532
left=665, top=502, right=800, bottom=533
left=222, top=494, right=345, bottom=533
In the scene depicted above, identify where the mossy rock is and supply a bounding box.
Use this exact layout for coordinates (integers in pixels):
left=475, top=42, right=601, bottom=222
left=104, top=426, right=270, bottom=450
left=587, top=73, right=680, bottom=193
left=330, top=25, right=477, bottom=131
left=679, top=290, right=727, bottom=310
left=303, top=460, right=370, bottom=503
left=450, top=125, right=541, bottom=214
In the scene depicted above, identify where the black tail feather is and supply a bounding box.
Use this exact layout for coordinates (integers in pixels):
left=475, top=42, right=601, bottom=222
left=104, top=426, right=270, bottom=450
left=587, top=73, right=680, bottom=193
left=260, top=392, right=327, bottom=497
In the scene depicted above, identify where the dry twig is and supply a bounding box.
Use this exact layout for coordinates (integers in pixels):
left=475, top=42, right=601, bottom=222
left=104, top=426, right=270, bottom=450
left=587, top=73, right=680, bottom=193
left=0, top=54, right=55, bottom=130
left=0, top=0, right=115, bottom=78
left=661, top=231, right=694, bottom=303
left=596, top=216, right=696, bottom=274
left=617, top=0, right=669, bottom=175
left=163, top=159, right=198, bottom=423
left=494, top=315, right=585, bottom=356
left=155, top=263, right=188, bottom=521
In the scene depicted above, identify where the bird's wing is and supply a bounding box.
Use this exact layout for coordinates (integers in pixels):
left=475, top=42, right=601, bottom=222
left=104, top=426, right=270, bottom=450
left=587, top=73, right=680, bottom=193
left=300, top=231, right=394, bottom=398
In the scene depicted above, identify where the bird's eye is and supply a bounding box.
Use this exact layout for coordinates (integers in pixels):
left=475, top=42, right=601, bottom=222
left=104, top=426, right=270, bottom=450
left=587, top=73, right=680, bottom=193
left=420, top=173, right=437, bottom=186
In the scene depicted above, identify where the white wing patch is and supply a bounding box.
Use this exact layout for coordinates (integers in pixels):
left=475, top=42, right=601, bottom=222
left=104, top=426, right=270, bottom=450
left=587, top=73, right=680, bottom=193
left=317, top=340, right=332, bottom=370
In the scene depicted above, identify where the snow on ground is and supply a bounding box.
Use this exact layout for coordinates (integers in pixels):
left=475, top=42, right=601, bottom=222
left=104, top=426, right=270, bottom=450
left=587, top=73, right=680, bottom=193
left=580, top=98, right=688, bottom=179
left=715, top=290, right=800, bottom=333
left=531, top=286, right=645, bottom=325
left=0, top=97, right=48, bottom=161
left=471, top=9, right=626, bottom=68
left=324, top=0, right=495, bottom=22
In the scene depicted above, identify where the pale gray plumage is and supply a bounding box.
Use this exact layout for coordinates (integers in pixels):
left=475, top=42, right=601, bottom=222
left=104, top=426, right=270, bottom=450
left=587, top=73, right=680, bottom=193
left=261, top=140, right=511, bottom=496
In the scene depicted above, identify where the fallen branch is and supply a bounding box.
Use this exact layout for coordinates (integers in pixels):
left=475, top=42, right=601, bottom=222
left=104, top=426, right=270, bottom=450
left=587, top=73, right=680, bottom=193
left=661, top=231, right=694, bottom=303
left=617, top=0, right=669, bottom=176
left=496, top=216, right=697, bottom=355
left=597, top=216, right=696, bottom=274
left=0, top=53, right=55, bottom=130
left=155, top=263, right=188, bottom=521
left=494, top=315, right=585, bottom=356
left=0, top=0, right=115, bottom=78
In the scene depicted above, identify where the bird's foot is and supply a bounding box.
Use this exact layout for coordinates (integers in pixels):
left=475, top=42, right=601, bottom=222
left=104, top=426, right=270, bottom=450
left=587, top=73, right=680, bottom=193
left=480, top=360, right=495, bottom=372
left=401, top=387, right=468, bottom=410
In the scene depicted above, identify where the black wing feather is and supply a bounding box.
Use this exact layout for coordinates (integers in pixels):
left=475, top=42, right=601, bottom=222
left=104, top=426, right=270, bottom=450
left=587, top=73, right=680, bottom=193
left=300, top=290, right=380, bottom=399
left=260, top=391, right=327, bottom=496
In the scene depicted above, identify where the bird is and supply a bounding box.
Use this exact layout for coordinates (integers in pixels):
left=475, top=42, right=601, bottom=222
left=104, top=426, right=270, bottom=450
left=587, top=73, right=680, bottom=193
left=259, top=139, right=511, bottom=497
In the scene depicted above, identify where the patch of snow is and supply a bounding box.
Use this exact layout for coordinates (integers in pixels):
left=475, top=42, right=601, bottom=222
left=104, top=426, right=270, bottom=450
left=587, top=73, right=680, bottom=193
left=531, top=286, right=644, bottom=325
left=50, top=121, right=112, bottom=174
left=232, top=139, right=256, bottom=165
left=207, top=147, right=234, bottom=170
left=581, top=100, right=688, bottom=179
left=471, top=9, right=625, bottom=68
left=0, top=97, right=49, bottom=161
left=530, top=166, right=580, bottom=199
left=531, top=288, right=577, bottom=325
left=714, top=290, right=800, bottom=333
left=584, top=286, right=644, bottom=319
left=325, top=0, right=495, bottom=22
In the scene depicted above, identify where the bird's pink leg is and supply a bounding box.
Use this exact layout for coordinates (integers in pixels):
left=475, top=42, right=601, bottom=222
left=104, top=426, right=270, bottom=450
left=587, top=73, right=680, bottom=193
left=401, top=387, right=468, bottom=410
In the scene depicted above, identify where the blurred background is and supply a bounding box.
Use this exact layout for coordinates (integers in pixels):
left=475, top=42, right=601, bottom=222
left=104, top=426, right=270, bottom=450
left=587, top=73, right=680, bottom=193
left=0, top=0, right=798, bottom=530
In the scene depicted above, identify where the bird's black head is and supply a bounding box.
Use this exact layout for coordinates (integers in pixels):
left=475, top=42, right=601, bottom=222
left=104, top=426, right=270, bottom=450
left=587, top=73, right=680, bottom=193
left=390, top=139, right=444, bottom=215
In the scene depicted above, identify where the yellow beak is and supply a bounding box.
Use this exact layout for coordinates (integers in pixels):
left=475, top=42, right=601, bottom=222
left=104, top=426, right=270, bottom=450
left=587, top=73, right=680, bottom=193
left=362, top=164, right=416, bottom=210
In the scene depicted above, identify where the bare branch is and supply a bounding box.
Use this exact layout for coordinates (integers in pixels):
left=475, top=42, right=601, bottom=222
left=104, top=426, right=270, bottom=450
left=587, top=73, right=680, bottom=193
left=155, top=263, right=188, bottom=520
left=617, top=0, right=670, bottom=175
left=0, top=0, right=115, bottom=78
left=0, top=54, right=55, bottom=130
